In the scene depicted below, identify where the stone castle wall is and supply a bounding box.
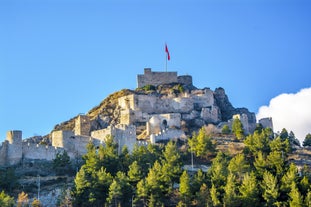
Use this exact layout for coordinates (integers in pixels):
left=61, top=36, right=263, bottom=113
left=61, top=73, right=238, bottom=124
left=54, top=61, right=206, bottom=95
left=137, top=68, right=178, bottom=88
left=118, top=88, right=219, bottom=125
left=75, top=115, right=91, bottom=136
left=6, top=131, right=22, bottom=165
left=259, top=117, right=273, bottom=130
left=177, top=75, right=193, bottom=86
left=22, top=142, right=62, bottom=161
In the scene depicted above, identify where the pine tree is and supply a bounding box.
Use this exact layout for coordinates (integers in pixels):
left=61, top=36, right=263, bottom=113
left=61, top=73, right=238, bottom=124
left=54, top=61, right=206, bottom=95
left=232, top=117, right=244, bottom=140
left=72, top=166, right=93, bottom=206
left=188, top=127, right=215, bottom=159
left=262, top=171, right=279, bottom=206
left=0, top=191, right=14, bottom=207
left=128, top=160, right=143, bottom=185
left=161, top=141, right=182, bottom=183
left=239, top=172, right=260, bottom=207
left=136, top=179, right=148, bottom=207
left=303, top=133, right=311, bottom=147
left=228, top=153, right=250, bottom=181
left=223, top=173, right=239, bottom=206
left=305, top=190, right=311, bottom=207
left=179, top=171, right=192, bottom=205
left=93, top=167, right=113, bottom=205
left=210, top=184, right=221, bottom=207
left=254, top=151, right=269, bottom=178
left=288, top=182, right=303, bottom=207
left=281, top=163, right=298, bottom=194
left=107, top=171, right=132, bottom=207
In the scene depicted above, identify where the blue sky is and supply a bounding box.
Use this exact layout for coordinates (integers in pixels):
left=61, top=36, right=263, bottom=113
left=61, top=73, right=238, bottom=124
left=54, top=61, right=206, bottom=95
left=1, top=0, right=311, bottom=142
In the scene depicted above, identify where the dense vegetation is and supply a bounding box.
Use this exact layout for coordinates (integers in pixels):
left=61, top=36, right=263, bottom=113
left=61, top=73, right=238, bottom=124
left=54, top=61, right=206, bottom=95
left=1, top=124, right=311, bottom=206
left=67, top=126, right=311, bottom=207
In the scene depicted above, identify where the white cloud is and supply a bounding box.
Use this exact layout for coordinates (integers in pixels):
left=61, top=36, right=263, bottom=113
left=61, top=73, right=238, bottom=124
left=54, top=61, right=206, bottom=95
left=257, top=87, right=311, bottom=145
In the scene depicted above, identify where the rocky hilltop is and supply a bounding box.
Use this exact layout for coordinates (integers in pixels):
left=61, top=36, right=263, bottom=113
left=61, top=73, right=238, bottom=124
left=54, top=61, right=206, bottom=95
left=52, top=80, right=257, bottom=140
left=1, top=68, right=268, bottom=168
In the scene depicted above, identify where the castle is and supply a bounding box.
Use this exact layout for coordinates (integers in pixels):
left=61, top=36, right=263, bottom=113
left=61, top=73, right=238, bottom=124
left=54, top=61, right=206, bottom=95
left=0, top=68, right=273, bottom=166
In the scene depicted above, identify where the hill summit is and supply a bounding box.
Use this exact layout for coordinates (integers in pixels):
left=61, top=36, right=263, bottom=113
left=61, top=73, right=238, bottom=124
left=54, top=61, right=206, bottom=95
left=0, top=68, right=272, bottom=166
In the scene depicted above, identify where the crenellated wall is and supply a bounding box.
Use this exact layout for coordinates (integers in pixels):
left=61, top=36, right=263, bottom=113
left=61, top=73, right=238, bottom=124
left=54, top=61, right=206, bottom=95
left=137, top=68, right=178, bottom=88
left=22, top=142, right=62, bottom=161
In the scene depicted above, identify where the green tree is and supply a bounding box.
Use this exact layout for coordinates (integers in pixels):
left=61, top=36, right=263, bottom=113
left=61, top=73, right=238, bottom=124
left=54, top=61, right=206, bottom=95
left=128, top=160, right=143, bottom=185
left=281, top=163, right=298, bottom=195
left=262, top=171, right=279, bottom=206
left=223, top=173, right=239, bottom=206
left=244, top=130, right=270, bottom=157
left=0, top=191, right=14, bottom=207
left=53, top=151, right=72, bottom=175
left=189, top=127, right=215, bottom=159
left=254, top=151, right=269, bottom=178
left=209, top=151, right=229, bottom=188
left=303, top=133, right=311, bottom=147
left=97, top=136, right=119, bottom=175
left=145, top=161, right=167, bottom=205
left=288, top=182, right=303, bottom=207
left=267, top=150, right=285, bottom=177
left=161, top=141, right=182, bottom=183
left=239, top=172, right=260, bottom=207
left=221, top=124, right=230, bottom=134
left=232, top=117, right=244, bottom=140
left=93, top=167, right=113, bottom=205
left=195, top=183, right=210, bottom=207
left=72, top=166, right=93, bottom=206
left=228, top=153, right=250, bottom=181
left=305, top=190, right=311, bottom=207
left=0, top=167, right=17, bottom=193
left=179, top=171, right=192, bottom=205
left=299, top=176, right=310, bottom=196
left=136, top=179, right=148, bottom=207
left=107, top=171, right=132, bottom=207
left=280, top=128, right=289, bottom=141
left=210, top=184, right=221, bottom=207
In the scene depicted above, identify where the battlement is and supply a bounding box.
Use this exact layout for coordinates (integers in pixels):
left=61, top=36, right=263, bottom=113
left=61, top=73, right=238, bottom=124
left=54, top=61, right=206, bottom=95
left=137, top=68, right=192, bottom=88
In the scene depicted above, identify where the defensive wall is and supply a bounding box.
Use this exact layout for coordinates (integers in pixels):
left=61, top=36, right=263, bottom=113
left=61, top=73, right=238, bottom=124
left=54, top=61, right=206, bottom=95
left=137, top=68, right=193, bottom=88
left=118, top=88, right=220, bottom=126
left=259, top=117, right=274, bottom=131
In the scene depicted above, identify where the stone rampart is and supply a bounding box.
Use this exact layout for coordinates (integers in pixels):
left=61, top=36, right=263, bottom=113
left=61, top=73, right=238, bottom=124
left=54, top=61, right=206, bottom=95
left=52, top=130, right=75, bottom=149
left=75, top=115, right=91, bottom=136
left=91, top=124, right=137, bottom=152
left=259, top=117, right=273, bottom=130
left=137, top=68, right=178, bottom=88
left=6, top=131, right=22, bottom=165
left=22, top=142, right=61, bottom=161
left=177, top=75, right=193, bottom=86
left=150, top=129, right=186, bottom=144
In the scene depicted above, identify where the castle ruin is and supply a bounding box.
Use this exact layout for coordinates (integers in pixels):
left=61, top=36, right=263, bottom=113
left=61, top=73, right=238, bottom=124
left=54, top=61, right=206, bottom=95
left=0, top=68, right=271, bottom=166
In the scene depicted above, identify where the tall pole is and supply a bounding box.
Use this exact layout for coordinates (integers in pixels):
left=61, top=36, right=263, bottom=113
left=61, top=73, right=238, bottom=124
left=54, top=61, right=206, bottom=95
left=165, top=52, right=167, bottom=72
left=37, top=175, right=40, bottom=201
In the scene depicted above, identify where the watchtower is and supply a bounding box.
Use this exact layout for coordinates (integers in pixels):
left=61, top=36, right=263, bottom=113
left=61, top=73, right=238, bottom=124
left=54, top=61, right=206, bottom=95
left=75, top=115, right=91, bottom=136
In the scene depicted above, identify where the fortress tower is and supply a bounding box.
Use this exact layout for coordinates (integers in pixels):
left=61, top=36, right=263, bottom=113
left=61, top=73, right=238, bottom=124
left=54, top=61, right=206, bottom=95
left=6, top=130, right=22, bottom=144
left=75, top=115, right=91, bottom=136
left=6, top=130, right=23, bottom=165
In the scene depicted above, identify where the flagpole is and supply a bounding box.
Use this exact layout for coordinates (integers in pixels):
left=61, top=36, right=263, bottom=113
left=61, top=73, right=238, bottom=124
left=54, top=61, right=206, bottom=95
left=165, top=52, right=167, bottom=72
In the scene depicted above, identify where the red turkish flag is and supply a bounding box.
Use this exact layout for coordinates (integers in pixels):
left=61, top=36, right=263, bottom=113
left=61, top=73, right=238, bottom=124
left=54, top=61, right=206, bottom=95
left=165, top=44, right=170, bottom=61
